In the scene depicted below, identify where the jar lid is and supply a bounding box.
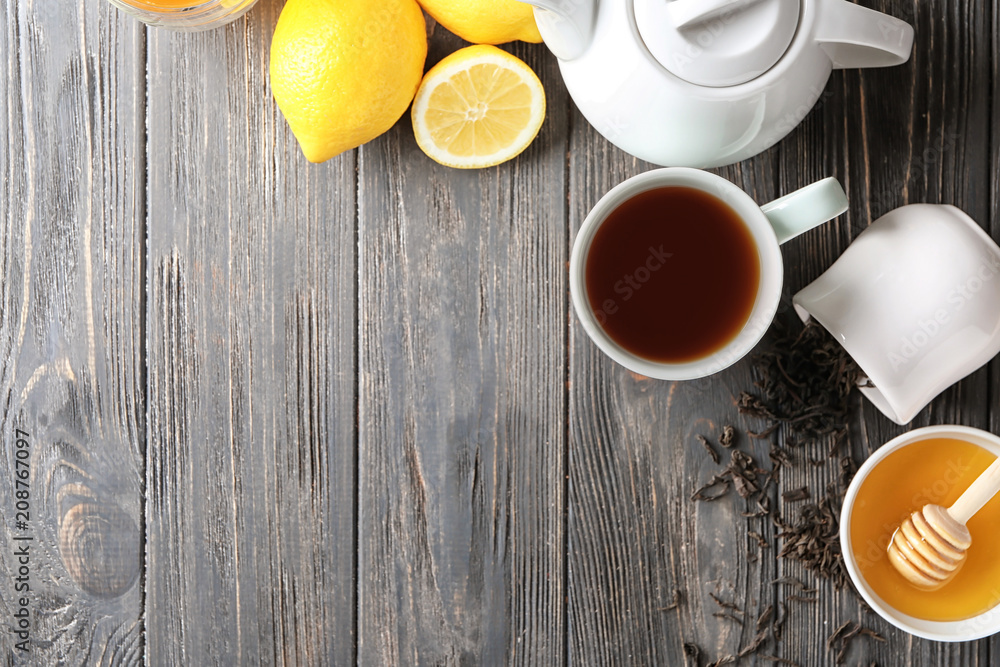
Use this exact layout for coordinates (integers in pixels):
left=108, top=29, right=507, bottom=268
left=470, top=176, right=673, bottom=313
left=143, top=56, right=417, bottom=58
left=634, top=0, right=801, bottom=87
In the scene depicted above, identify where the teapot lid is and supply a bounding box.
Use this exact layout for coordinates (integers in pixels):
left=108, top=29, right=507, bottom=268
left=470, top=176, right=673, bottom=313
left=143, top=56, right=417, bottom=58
left=635, top=0, right=801, bottom=87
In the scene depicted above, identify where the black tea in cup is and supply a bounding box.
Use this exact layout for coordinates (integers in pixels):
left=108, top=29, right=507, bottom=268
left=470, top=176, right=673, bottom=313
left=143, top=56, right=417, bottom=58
left=584, top=186, right=761, bottom=363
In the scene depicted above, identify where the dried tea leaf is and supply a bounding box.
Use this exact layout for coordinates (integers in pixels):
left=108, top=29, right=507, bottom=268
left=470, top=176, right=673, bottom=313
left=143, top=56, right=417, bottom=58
left=769, top=446, right=794, bottom=468
left=659, top=588, right=684, bottom=611
left=732, top=474, right=758, bottom=499
left=827, top=620, right=882, bottom=664
left=777, top=497, right=848, bottom=588
left=828, top=620, right=853, bottom=650
left=722, top=450, right=761, bottom=498
left=737, top=320, right=864, bottom=449
left=773, top=602, right=787, bottom=642
left=709, top=592, right=744, bottom=614
left=859, top=627, right=885, bottom=642
left=692, top=477, right=731, bottom=502
left=755, top=604, right=774, bottom=632
left=698, top=434, right=721, bottom=465
left=771, top=576, right=816, bottom=594
left=730, top=449, right=756, bottom=472
left=713, top=610, right=745, bottom=625
left=839, top=456, right=858, bottom=489
left=742, top=497, right=772, bottom=518
left=782, top=486, right=811, bottom=502
left=720, top=425, right=737, bottom=448
left=738, top=629, right=769, bottom=657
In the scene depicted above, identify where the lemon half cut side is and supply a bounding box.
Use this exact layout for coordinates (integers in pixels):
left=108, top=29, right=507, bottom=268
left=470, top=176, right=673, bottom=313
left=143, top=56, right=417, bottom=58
left=412, top=45, right=546, bottom=170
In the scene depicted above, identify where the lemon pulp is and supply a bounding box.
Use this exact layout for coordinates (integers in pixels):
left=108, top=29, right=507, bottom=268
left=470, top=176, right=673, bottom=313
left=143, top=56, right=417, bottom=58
left=412, top=45, right=546, bottom=169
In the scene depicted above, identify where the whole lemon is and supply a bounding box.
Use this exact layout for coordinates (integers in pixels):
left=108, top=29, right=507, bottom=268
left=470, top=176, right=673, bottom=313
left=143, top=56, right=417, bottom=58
left=418, top=0, right=542, bottom=45
left=270, top=0, right=428, bottom=163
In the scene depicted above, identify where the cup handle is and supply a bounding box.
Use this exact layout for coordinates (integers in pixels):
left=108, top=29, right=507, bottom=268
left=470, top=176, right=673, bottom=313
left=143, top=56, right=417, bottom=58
left=815, top=0, right=914, bottom=70
left=760, top=177, right=848, bottom=245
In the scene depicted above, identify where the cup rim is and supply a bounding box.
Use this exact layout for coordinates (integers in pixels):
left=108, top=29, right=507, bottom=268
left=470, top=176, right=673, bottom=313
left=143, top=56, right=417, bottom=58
left=840, top=425, right=1000, bottom=641
left=569, top=167, right=783, bottom=380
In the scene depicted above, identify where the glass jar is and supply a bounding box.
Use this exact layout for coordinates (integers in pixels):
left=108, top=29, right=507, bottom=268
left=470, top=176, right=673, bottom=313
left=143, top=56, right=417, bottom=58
left=108, top=0, right=258, bottom=31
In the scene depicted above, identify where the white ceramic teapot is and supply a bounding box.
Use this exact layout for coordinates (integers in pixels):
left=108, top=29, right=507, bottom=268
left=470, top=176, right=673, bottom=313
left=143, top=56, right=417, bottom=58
left=519, top=0, right=914, bottom=168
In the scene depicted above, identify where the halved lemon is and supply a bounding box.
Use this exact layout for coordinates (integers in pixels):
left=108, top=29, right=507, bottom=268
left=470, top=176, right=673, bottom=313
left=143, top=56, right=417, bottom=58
left=411, top=45, right=546, bottom=169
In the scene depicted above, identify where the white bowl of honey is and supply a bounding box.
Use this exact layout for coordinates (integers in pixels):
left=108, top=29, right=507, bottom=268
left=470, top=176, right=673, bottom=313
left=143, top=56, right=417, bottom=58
left=841, top=425, right=1000, bottom=641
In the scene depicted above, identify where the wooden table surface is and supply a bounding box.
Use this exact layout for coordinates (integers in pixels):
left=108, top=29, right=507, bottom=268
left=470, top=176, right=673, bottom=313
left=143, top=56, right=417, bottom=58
left=2, top=0, right=999, bottom=664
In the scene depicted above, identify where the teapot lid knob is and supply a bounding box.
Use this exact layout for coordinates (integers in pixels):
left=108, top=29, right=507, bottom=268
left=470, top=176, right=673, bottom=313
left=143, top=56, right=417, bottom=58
left=635, top=0, right=800, bottom=87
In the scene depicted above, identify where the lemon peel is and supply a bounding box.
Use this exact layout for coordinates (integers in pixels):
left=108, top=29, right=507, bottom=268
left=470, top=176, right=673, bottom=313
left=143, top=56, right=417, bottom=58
left=270, top=0, right=428, bottom=163
left=417, top=0, right=542, bottom=45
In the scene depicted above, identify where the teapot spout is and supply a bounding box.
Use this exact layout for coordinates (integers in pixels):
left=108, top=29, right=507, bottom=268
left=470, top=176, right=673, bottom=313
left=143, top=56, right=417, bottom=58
left=518, top=0, right=595, bottom=61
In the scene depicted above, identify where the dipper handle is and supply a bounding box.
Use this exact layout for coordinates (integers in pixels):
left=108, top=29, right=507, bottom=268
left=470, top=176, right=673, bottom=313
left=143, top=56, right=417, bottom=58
left=948, top=457, right=1000, bottom=525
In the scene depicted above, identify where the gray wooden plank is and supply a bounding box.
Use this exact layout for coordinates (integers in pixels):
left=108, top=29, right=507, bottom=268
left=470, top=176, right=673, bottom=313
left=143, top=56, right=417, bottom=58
left=0, top=0, right=145, bottom=663
left=989, top=0, right=1000, bottom=662
left=778, top=0, right=994, bottom=664
left=356, top=31, right=567, bottom=665
left=565, top=117, right=783, bottom=663
left=144, top=4, right=357, bottom=664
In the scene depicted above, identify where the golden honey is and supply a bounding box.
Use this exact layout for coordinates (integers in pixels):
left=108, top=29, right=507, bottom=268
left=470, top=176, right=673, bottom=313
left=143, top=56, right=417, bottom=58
left=122, top=0, right=203, bottom=7
left=850, top=437, right=1000, bottom=621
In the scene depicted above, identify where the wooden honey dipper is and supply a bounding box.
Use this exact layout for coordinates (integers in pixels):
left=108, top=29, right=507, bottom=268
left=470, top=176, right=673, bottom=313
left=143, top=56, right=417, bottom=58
left=888, top=457, right=1000, bottom=589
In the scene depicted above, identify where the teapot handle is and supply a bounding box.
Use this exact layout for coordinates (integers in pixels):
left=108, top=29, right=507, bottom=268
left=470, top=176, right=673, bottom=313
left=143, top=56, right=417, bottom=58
left=815, top=0, right=914, bottom=70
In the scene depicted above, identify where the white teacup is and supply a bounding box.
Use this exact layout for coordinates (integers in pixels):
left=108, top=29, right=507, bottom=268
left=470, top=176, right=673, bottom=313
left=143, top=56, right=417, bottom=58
left=570, top=168, right=848, bottom=380
left=794, top=204, right=1000, bottom=424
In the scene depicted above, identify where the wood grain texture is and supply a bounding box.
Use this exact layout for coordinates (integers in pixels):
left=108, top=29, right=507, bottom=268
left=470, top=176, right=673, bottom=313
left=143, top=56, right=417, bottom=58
left=778, top=0, right=994, bottom=665
left=566, top=126, right=784, bottom=663
left=144, top=4, right=356, bottom=664
left=356, top=29, right=567, bottom=666
left=0, top=0, right=145, bottom=663
left=5, top=0, right=1000, bottom=664
left=567, top=0, right=997, bottom=664
left=989, top=0, right=1000, bottom=659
